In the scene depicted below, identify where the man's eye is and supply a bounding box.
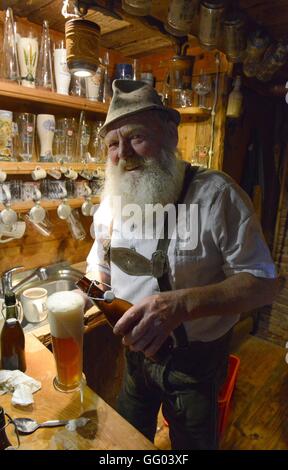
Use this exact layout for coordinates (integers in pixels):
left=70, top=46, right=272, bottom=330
left=131, top=135, right=144, bottom=142
left=108, top=142, right=118, bottom=149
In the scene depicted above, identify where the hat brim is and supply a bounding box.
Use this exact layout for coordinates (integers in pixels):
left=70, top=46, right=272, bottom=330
left=99, top=105, right=181, bottom=138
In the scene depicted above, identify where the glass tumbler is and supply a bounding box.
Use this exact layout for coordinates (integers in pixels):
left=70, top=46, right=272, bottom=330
left=15, top=113, right=36, bottom=161
left=47, top=291, right=85, bottom=393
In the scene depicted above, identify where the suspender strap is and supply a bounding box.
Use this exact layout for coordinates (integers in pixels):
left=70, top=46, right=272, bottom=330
left=156, top=164, right=199, bottom=347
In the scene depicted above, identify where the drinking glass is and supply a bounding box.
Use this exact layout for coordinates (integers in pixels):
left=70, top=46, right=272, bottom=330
left=53, top=40, right=71, bottom=95
left=53, top=117, right=77, bottom=163
left=16, top=25, right=39, bottom=88
left=66, top=209, right=86, bottom=240
left=1, top=8, right=19, bottom=83
left=88, top=121, right=105, bottom=163
left=193, top=72, right=212, bottom=108
left=37, top=114, right=55, bottom=162
left=36, top=20, right=54, bottom=91
left=15, top=113, right=36, bottom=161
left=47, top=291, right=85, bottom=393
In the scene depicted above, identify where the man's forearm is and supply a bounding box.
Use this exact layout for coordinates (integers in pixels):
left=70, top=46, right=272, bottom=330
left=180, top=272, right=284, bottom=322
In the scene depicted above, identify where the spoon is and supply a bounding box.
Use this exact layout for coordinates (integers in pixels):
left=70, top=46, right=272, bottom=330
left=14, top=417, right=69, bottom=434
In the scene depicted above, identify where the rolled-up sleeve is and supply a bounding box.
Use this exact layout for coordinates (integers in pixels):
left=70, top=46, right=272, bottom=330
left=212, top=183, right=277, bottom=279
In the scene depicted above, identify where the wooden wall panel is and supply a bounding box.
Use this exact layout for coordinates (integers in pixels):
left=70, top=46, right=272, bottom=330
left=0, top=212, right=94, bottom=273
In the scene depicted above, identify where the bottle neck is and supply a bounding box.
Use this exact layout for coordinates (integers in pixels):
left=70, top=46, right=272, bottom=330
left=76, top=276, right=105, bottom=300
left=4, top=303, right=20, bottom=320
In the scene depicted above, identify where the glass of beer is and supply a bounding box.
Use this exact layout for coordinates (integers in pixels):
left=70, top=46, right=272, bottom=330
left=47, top=291, right=84, bottom=392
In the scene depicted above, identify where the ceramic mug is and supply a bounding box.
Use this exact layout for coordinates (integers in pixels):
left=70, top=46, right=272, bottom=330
left=31, top=166, right=47, bottom=181
left=21, top=287, right=48, bottom=323
left=0, top=171, right=7, bottom=182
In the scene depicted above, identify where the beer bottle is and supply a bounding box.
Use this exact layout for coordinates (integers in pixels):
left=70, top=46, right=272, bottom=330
left=1, top=291, right=26, bottom=372
left=0, top=407, right=12, bottom=450
left=76, top=276, right=173, bottom=362
left=76, top=276, right=132, bottom=328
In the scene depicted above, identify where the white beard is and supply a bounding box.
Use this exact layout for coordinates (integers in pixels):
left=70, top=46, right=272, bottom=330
left=102, top=149, right=185, bottom=217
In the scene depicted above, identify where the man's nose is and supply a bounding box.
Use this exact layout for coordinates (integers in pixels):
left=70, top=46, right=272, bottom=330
left=118, top=138, right=134, bottom=160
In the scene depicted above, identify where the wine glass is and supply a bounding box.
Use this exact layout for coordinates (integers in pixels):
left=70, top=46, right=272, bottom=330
left=193, top=71, right=211, bottom=109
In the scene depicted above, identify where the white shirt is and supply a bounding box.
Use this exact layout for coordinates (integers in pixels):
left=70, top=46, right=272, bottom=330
left=87, top=164, right=276, bottom=342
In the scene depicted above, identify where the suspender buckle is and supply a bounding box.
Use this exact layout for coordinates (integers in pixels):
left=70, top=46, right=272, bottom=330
left=151, top=250, right=169, bottom=278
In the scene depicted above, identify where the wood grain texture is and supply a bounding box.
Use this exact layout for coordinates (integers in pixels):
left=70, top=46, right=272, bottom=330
left=1, top=333, right=156, bottom=450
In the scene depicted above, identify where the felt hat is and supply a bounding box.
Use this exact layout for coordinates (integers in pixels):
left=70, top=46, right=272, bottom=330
left=100, top=79, right=180, bottom=137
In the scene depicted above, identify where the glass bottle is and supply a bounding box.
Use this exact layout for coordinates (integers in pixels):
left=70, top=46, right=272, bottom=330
left=36, top=20, right=54, bottom=91
left=198, top=0, right=225, bottom=50
left=122, top=0, right=152, bottom=16
left=255, top=41, right=288, bottom=82
left=223, top=11, right=246, bottom=63
left=165, top=0, right=198, bottom=36
left=243, top=29, right=270, bottom=78
left=0, top=291, right=26, bottom=372
left=76, top=276, right=174, bottom=362
left=0, top=407, right=12, bottom=450
left=1, top=7, right=20, bottom=83
left=226, top=75, right=243, bottom=119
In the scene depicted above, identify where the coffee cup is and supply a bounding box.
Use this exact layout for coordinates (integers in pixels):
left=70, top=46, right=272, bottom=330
left=0, top=171, right=7, bottom=183
left=31, top=166, right=47, bottom=181
left=21, top=287, right=48, bottom=323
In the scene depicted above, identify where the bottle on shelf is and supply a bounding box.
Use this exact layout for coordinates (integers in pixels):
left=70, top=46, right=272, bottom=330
left=76, top=276, right=174, bottom=362
left=0, top=407, right=12, bottom=450
left=0, top=291, right=26, bottom=372
left=226, top=75, right=243, bottom=119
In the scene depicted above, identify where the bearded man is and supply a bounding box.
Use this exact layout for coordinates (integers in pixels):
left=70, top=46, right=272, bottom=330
left=86, top=80, right=282, bottom=450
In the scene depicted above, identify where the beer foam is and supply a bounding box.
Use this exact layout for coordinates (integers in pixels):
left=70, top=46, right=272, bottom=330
left=47, top=291, right=84, bottom=339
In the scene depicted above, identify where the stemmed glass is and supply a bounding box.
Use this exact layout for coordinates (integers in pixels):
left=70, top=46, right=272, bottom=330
left=193, top=71, right=212, bottom=109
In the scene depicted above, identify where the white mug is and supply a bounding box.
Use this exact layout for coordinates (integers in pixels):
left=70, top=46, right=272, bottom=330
left=54, top=47, right=71, bottom=95
left=37, top=114, right=55, bottom=162
left=47, top=167, right=62, bottom=179
left=31, top=166, right=47, bottom=180
left=64, top=168, right=78, bottom=180
left=21, top=287, right=48, bottom=323
left=0, top=171, right=7, bottom=182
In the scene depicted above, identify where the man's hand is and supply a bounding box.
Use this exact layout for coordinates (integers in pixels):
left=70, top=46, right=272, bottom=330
left=113, top=291, right=186, bottom=358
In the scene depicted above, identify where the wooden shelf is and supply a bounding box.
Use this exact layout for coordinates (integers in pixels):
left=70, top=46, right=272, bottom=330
left=0, top=161, right=106, bottom=175
left=176, top=106, right=211, bottom=122
left=0, top=195, right=100, bottom=213
left=0, top=81, right=108, bottom=118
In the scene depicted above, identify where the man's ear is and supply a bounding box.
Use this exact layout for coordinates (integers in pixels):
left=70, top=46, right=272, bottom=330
left=166, top=121, right=178, bottom=148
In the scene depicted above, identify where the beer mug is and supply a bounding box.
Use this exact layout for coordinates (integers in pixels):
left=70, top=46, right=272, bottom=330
left=47, top=291, right=84, bottom=392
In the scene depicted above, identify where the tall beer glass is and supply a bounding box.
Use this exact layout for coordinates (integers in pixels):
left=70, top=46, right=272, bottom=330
left=47, top=291, right=84, bottom=392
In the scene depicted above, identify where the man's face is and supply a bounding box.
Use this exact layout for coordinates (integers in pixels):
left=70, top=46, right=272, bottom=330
left=104, top=111, right=167, bottom=170
left=102, top=110, right=183, bottom=214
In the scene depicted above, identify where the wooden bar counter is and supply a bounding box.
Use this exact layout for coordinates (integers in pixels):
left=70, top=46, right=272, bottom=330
left=1, top=334, right=156, bottom=450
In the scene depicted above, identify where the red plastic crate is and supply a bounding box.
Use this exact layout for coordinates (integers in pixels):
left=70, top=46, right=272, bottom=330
left=218, top=354, right=240, bottom=436
left=163, top=354, right=240, bottom=438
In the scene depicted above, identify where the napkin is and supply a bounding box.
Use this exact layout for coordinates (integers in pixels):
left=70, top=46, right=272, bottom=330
left=0, top=370, right=41, bottom=406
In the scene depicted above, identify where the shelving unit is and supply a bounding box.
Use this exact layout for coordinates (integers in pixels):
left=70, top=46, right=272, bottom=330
left=0, top=81, right=108, bottom=119
left=0, top=162, right=106, bottom=174
left=0, top=195, right=100, bottom=212
left=0, top=82, right=106, bottom=213
left=176, top=106, right=211, bottom=122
